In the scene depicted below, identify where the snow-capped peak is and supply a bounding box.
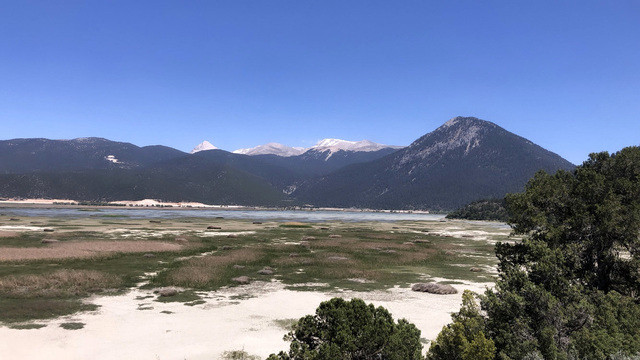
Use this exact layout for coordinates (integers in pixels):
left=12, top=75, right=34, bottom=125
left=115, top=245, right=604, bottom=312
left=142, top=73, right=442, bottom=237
left=229, top=139, right=402, bottom=158
left=308, top=139, right=402, bottom=160
left=233, top=143, right=306, bottom=157
left=312, top=139, right=394, bottom=153
left=190, top=140, right=218, bottom=154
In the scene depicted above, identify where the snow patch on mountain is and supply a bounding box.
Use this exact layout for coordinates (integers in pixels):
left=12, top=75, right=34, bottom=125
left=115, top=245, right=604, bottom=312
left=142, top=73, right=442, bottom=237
left=233, top=143, right=305, bottom=157
left=105, top=155, right=120, bottom=164
left=191, top=141, right=218, bottom=154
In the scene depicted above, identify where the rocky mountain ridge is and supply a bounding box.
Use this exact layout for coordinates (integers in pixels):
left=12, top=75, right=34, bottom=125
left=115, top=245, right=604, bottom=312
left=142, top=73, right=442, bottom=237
left=0, top=117, right=575, bottom=210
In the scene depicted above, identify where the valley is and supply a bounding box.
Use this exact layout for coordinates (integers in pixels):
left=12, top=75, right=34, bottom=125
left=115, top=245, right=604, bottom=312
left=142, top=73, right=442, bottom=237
left=0, top=208, right=508, bottom=359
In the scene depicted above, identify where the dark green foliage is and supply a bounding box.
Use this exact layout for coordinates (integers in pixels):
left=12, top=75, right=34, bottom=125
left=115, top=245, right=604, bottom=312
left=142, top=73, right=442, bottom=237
left=572, top=291, right=640, bottom=359
left=431, top=146, right=640, bottom=359
left=446, top=199, right=509, bottom=221
left=267, top=298, right=423, bottom=360
left=486, top=147, right=640, bottom=359
left=506, top=147, right=640, bottom=295
left=427, top=290, right=495, bottom=360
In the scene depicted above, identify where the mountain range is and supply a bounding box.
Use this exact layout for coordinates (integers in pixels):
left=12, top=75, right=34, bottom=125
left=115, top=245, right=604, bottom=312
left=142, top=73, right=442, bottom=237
left=198, top=138, right=403, bottom=158
left=0, top=117, right=575, bottom=210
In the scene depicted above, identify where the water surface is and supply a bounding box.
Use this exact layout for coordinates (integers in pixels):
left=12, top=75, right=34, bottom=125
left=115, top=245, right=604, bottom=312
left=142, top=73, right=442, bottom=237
left=0, top=207, right=445, bottom=222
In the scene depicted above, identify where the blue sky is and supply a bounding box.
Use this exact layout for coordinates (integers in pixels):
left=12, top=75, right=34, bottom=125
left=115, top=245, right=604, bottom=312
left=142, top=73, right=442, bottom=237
left=1, top=1, right=639, bottom=164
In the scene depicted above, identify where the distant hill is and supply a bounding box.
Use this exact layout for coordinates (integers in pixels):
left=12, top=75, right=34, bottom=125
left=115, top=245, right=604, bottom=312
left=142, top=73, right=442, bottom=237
left=253, top=147, right=401, bottom=177
left=0, top=137, right=186, bottom=173
left=0, top=157, right=286, bottom=206
left=292, top=117, right=575, bottom=210
left=0, top=137, right=400, bottom=205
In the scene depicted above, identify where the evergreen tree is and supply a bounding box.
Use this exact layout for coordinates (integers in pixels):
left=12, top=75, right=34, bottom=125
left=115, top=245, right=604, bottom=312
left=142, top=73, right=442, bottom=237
left=267, top=298, right=424, bottom=360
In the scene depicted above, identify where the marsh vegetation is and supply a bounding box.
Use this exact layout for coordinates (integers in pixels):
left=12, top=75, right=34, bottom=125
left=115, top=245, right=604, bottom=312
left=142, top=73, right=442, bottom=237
left=0, top=214, right=506, bottom=324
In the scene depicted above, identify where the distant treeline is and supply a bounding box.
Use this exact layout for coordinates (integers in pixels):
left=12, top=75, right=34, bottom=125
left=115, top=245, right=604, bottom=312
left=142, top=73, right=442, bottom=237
left=446, top=198, right=509, bottom=222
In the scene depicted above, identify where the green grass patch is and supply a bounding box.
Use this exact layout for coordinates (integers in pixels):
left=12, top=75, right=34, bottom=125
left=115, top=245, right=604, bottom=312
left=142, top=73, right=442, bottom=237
left=0, top=298, right=98, bottom=323
left=279, top=223, right=312, bottom=228
left=184, top=299, right=206, bottom=306
left=8, top=323, right=47, bottom=330
left=273, top=318, right=298, bottom=331
left=60, top=322, right=85, bottom=330
left=154, top=290, right=201, bottom=303
left=220, top=350, right=261, bottom=360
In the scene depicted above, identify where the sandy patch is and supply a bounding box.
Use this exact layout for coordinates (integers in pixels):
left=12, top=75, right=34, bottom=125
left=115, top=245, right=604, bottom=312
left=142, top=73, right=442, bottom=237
left=429, top=229, right=494, bottom=241
left=103, top=229, right=256, bottom=239
left=105, top=229, right=189, bottom=238
left=0, top=280, right=492, bottom=360
left=109, top=199, right=228, bottom=208
left=0, top=199, right=77, bottom=205
left=198, top=231, right=256, bottom=237
left=0, top=241, right=183, bottom=261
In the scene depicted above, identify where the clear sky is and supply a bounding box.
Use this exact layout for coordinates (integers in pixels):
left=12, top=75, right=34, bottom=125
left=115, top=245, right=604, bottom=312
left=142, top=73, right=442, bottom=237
left=1, top=1, right=639, bottom=164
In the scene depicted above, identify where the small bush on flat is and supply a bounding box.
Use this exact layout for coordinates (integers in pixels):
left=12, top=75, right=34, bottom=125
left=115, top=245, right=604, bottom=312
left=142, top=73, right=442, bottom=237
left=267, top=297, right=423, bottom=360
left=220, top=350, right=260, bottom=360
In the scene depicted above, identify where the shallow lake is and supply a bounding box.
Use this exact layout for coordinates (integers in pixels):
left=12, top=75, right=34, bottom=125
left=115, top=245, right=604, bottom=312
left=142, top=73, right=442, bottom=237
left=0, top=207, right=446, bottom=222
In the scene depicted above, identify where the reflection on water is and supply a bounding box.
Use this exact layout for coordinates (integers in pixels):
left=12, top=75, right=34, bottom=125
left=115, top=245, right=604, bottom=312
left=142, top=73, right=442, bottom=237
left=0, top=207, right=445, bottom=222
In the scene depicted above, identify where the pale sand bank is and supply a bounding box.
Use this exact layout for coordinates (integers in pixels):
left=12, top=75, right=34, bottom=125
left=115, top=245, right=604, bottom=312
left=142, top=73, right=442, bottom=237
left=0, top=280, right=492, bottom=359
left=0, top=198, right=221, bottom=208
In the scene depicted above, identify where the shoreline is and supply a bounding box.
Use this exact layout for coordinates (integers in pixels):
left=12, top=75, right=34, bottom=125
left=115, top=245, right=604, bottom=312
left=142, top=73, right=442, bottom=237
left=0, top=198, right=439, bottom=214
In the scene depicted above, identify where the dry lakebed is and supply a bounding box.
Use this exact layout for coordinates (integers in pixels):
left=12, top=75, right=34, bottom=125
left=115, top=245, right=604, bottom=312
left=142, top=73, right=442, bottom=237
left=0, top=207, right=512, bottom=359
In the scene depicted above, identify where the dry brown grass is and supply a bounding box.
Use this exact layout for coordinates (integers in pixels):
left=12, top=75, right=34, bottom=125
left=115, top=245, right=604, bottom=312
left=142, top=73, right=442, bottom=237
left=166, top=248, right=262, bottom=287
left=0, top=231, right=19, bottom=238
left=0, top=240, right=183, bottom=261
left=0, top=269, right=121, bottom=298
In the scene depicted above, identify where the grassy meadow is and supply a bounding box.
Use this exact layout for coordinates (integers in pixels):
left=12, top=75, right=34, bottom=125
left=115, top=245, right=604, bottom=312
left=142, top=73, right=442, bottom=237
left=0, top=211, right=510, bottom=324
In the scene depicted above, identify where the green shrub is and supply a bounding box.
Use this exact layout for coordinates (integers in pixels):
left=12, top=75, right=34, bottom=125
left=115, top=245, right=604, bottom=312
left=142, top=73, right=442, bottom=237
left=267, top=297, right=423, bottom=360
left=427, top=290, right=495, bottom=360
